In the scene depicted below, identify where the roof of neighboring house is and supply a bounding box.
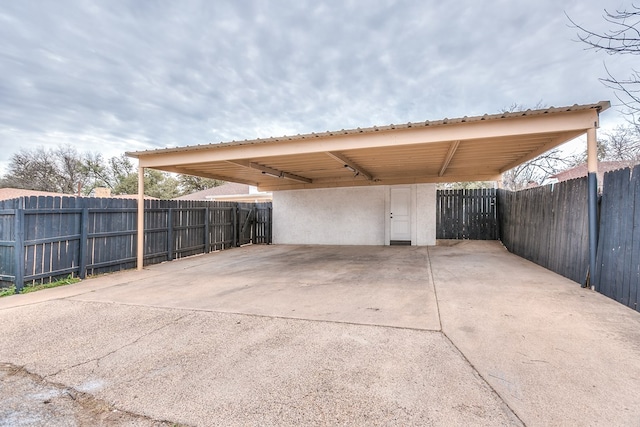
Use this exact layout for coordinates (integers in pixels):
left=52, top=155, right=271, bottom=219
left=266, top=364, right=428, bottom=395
left=176, top=182, right=251, bottom=200
left=0, top=188, right=74, bottom=201
left=127, top=101, right=611, bottom=191
left=175, top=182, right=272, bottom=202
left=108, top=194, right=159, bottom=200
left=551, top=161, right=638, bottom=183
left=0, top=188, right=161, bottom=201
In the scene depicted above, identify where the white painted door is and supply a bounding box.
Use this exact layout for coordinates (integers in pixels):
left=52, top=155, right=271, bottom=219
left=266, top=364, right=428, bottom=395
left=390, top=187, right=411, bottom=243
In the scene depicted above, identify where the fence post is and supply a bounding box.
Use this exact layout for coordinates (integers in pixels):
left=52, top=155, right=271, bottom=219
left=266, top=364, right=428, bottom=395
left=167, top=208, right=173, bottom=261
left=267, top=205, right=272, bottom=244
left=14, top=207, right=24, bottom=293
left=204, top=206, right=210, bottom=253
left=79, top=207, right=89, bottom=279
left=251, top=206, right=256, bottom=244
left=232, top=204, right=238, bottom=247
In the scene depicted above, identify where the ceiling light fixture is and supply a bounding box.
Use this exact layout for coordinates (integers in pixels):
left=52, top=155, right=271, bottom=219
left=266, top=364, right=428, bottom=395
left=262, top=171, right=283, bottom=178
left=344, top=164, right=360, bottom=177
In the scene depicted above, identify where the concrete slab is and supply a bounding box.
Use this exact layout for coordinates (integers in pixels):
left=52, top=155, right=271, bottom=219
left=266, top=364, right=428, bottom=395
left=429, top=240, right=640, bottom=426
left=2, top=241, right=640, bottom=426
left=0, top=267, right=166, bottom=311
left=68, top=245, right=441, bottom=331
left=0, top=300, right=518, bottom=426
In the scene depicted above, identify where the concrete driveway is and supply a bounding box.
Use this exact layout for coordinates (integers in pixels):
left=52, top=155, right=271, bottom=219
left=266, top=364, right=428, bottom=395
left=1, top=241, right=640, bottom=426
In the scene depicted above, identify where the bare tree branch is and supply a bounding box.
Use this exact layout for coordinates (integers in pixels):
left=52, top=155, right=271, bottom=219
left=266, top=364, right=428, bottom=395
left=568, top=6, right=640, bottom=113
left=567, top=7, right=640, bottom=55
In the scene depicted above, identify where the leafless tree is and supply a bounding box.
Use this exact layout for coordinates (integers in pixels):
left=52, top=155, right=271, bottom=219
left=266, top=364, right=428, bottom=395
left=567, top=6, right=640, bottom=112
left=501, top=149, right=570, bottom=191
left=0, top=147, right=87, bottom=193
left=499, top=103, right=570, bottom=191
left=602, top=124, right=640, bottom=162
left=570, top=124, right=640, bottom=166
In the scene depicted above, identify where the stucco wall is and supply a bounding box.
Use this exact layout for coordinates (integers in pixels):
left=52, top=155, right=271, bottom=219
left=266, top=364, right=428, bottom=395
left=416, top=184, right=437, bottom=245
left=273, top=184, right=436, bottom=246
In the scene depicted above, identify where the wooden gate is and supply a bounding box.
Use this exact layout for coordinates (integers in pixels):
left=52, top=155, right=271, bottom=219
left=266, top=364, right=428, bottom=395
left=436, top=189, right=498, bottom=240
left=237, top=205, right=254, bottom=246
left=236, top=203, right=272, bottom=246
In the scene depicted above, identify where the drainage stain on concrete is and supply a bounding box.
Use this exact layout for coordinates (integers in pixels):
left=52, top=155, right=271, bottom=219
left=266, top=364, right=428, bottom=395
left=0, top=364, right=179, bottom=427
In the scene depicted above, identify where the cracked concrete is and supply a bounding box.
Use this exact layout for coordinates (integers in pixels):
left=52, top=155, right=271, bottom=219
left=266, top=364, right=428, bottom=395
left=1, top=300, right=519, bottom=426
left=0, top=363, right=178, bottom=426
left=1, top=242, right=640, bottom=425
left=44, top=312, right=194, bottom=381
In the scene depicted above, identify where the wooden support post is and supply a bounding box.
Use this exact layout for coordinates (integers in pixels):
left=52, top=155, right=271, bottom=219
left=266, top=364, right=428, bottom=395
left=268, top=205, right=273, bottom=244
left=232, top=204, right=238, bottom=247
left=14, top=206, right=24, bottom=293
left=137, top=166, right=145, bottom=270
left=204, top=206, right=210, bottom=253
left=587, top=127, right=598, bottom=289
left=251, top=206, right=256, bottom=244
left=79, top=206, right=89, bottom=279
left=167, top=208, right=174, bottom=261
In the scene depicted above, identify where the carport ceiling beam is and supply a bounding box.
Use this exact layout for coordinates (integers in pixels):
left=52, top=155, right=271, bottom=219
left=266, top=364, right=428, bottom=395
left=438, top=140, right=460, bottom=177
left=229, top=160, right=313, bottom=184
left=159, top=165, right=260, bottom=186
left=325, top=152, right=373, bottom=180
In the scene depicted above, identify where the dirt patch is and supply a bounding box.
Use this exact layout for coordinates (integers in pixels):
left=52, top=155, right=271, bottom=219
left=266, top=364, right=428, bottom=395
left=0, top=363, right=182, bottom=427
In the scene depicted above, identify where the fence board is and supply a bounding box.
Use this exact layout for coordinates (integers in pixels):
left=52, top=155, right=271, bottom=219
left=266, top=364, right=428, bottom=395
left=0, top=202, right=16, bottom=284
left=631, top=166, right=640, bottom=311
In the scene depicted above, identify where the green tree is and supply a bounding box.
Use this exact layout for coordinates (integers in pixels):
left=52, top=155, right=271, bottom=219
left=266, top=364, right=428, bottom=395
left=81, top=153, right=137, bottom=195
left=177, top=175, right=224, bottom=195
left=114, top=169, right=180, bottom=199
left=0, top=147, right=183, bottom=199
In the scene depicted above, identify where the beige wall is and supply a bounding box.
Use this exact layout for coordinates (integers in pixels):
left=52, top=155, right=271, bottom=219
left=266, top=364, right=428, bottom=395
left=273, top=184, right=436, bottom=246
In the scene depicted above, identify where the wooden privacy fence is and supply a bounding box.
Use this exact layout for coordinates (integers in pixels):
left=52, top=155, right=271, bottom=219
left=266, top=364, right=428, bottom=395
left=436, top=189, right=498, bottom=240
left=497, top=179, right=589, bottom=285
left=497, top=167, right=640, bottom=313
left=0, top=196, right=272, bottom=291
left=595, top=165, right=640, bottom=311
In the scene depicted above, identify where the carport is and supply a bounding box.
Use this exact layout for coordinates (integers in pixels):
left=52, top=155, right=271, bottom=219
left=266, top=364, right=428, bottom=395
left=128, top=102, right=609, bottom=278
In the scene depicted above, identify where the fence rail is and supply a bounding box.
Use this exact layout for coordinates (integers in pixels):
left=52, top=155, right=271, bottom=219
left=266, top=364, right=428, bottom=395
left=0, top=196, right=272, bottom=291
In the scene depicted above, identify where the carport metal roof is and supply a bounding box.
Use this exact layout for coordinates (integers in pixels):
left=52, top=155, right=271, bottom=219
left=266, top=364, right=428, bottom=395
left=128, top=101, right=609, bottom=191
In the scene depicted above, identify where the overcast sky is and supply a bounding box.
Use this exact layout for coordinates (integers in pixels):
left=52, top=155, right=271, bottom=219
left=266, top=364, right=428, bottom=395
left=0, top=1, right=636, bottom=175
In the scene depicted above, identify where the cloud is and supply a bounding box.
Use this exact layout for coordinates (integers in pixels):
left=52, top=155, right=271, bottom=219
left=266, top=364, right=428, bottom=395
left=0, top=0, right=634, bottom=174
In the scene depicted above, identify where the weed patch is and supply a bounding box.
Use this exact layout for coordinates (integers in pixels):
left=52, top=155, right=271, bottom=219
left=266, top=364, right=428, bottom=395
left=0, top=276, right=81, bottom=298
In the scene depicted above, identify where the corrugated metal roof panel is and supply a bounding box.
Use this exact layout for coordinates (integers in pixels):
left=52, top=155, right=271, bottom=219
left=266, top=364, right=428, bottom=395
left=128, top=101, right=610, bottom=157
